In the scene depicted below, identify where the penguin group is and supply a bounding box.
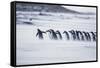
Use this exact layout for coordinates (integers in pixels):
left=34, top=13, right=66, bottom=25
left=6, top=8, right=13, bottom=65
left=36, top=29, right=97, bottom=41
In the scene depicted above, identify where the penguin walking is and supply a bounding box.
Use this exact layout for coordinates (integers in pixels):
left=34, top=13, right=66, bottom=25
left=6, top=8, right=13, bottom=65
left=94, top=32, right=97, bottom=41
left=69, top=30, right=76, bottom=40
left=90, top=32, right=96, bottom=41
left=83, top=31, right=91, bottom=41
left=86, top=32, right=91, bottom=41
left=83, top=31, right=88, bottom=41
left=76, top=30, right=80, bottom=40
left=36, top=29, right=46, bottom=39
left=63, top=31, right=70, bottom=40
left=56, top=30, right=62, bottom=40
left=46, top=29, right=58, bottom=40
left=76, top=31, right=84, bottom=41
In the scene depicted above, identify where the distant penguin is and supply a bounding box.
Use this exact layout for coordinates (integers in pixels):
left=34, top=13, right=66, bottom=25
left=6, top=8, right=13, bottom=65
left=77, top=31, right=84, bottom=40
left=83, top=31, right=91, bottom=41
left=46, top=30, right=52, bottom=39
left=56, top=30, right=62, bottom=40
left=76, top=30, right=80, bottom=40
left=94, top=32, right=97, bottom=40
left=36, top=29, right=46, bottom=39
left=69, top=30, right=76, bottom=40
left=86, top=32, right=91, bottom=41
left=83, top=31, right=88, bottom=41
left=90, top=32, right=96, bottom=41
left=46, top=29, right=58, bottom=40
left=94, top=32, right=97, bottom=36
left=63, top=31, right=70, bottom=40
left=95, top=32, right=97, bottom=41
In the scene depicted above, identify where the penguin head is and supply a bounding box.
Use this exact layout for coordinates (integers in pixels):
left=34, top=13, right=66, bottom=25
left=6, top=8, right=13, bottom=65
left=56, top=30, right=60, bottom=33
left=63, top=31, right=66, bottom=34
left=37, top=28, right=40, bottom=31
left=46, top=30, right=51, bottom=33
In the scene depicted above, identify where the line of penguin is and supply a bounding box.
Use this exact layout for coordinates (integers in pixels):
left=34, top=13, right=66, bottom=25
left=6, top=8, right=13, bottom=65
left=36, top=29, right=97, bottom=41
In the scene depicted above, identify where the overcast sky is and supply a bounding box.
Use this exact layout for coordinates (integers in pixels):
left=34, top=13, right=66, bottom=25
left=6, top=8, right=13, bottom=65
left=62, top=5, right=96, bottom=13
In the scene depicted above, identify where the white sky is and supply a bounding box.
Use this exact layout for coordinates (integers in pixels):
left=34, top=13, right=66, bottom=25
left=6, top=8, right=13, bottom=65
left=62, top=5, right=96, bottom=13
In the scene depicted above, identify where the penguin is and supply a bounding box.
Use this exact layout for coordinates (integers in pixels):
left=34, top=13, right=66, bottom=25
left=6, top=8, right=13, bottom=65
left=90, top=32, right=96, bottom=41
left=94, top=32, right=97, bottom=41
left=83, top=31, right=88, bottom=41
left=46, top=29, right=58, bottom=40
left=63, top=31, right=70, bottom=40
left=76, top=30, right=80, bottom=40
left=83, top=31, right=91, bottom=41
left=36, top=29, right=46, bottom=39
left=78, top=31, right=84, bottom=40
left=86, top=32, right=91, bottom=41
left=69, top=30, right=76, bottom=40
left=56, top=30, right=62, bottom=40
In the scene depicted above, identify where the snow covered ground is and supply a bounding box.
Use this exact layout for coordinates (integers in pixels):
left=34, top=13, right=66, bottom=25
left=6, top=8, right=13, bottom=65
left=16, top=9, right=96, bottom=65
